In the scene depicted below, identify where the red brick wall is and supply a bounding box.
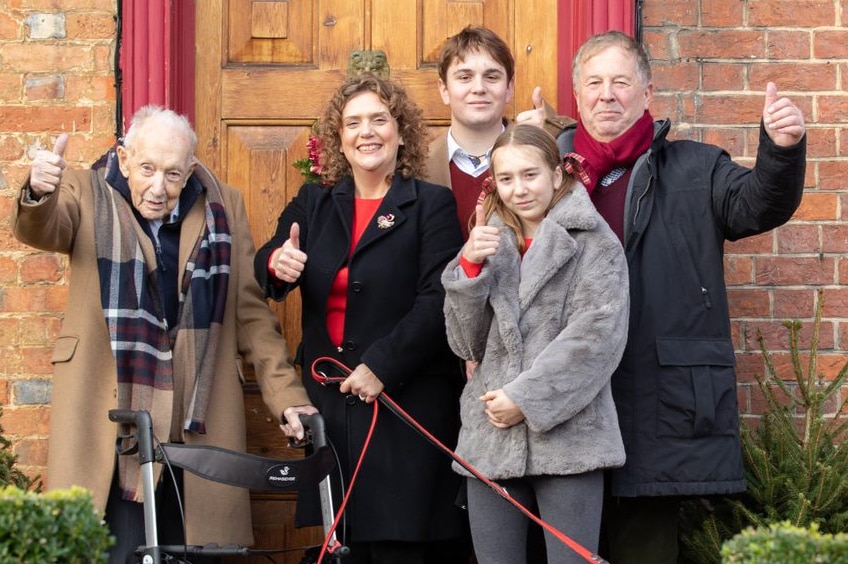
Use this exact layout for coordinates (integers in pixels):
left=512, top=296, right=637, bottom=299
left=642, top=0, right=846, bottom=423
left=0, top=0, right=116, bottom=484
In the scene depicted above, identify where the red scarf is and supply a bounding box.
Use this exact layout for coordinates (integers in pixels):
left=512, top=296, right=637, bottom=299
left=563, top=110, right=654, bottom=194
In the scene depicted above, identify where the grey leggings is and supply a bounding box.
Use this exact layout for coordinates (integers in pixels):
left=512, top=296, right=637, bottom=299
left=466, top=471, right=603, bottom=564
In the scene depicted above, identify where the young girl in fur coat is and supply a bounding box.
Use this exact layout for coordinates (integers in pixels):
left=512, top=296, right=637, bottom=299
left=441, top=124, right=629, bottom=564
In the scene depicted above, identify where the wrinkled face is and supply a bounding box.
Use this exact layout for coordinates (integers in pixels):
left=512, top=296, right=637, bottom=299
left=117, top=122, right=194, bottom=220
left=339, top=91, right=402, bottom=179
left=575, top=45, right=652, bottom=143
left=492, top=144, right=563, bottom=238
left=438, top=49, right=515, bottom=130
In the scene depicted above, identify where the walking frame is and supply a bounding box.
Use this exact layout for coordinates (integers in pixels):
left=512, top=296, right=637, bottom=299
left=108, top=409, right=344, bottom=564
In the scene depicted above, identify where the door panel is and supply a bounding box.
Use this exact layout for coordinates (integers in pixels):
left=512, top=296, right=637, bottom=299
left=196, top=1, right=557, bottom=558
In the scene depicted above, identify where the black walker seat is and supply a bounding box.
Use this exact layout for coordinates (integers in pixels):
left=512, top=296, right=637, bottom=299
left=109, top=409, right=342, bottom=564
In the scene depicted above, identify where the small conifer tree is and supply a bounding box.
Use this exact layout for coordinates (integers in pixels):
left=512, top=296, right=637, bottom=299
left=681, top=290, right=848, bottom=562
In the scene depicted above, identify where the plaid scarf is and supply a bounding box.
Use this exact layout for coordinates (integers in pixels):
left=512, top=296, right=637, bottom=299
left=562, top=110, right=654, bottom=194
left=92, top=167, right=231, bottom=500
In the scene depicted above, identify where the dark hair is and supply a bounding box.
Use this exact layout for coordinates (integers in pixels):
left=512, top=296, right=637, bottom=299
left=437, top=26, right=515, bottom=83
left=483, top=124, right=574, bottom=251
left=318, top=74, right=427, bottom=185
left=572, top=30, right=652, bottom=90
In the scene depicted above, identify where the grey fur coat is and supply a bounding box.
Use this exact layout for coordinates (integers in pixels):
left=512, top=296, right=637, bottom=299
left=442, top=184, right=629, bottom=480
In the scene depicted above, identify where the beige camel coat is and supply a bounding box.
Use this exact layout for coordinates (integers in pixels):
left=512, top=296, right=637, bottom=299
left=13, top=164, right=310, bottom=546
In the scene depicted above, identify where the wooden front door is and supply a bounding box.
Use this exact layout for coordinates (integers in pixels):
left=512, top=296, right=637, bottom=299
left=195, top=1, right=557, bottom=560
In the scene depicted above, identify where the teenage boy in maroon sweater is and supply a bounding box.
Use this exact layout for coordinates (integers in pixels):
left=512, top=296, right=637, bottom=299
left=424, top=26, right=571, bottom=241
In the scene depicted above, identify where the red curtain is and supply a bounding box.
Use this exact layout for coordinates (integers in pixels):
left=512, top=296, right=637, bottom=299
left=558, top=0, right=636, bottom=118
left=120, top=0, right=195, bottom=135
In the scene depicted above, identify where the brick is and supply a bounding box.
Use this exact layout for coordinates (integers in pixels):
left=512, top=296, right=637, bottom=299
left=0, top=255, right=17, bottom=284
left=840, top=258, right=848, bottom=285
left=20, top=346, right=54, bottom=375
left=822, top=225, right=848, bottom=254
left=12, top=379, right=51, bottom=405
left=728, top=288, right=771, bottom=317
left=737, top=383, right=751, bottom=414
left=816, top=95, right=848, bottom=124
left=841, top=129, right=848, bottom=157
left=24, top=13, right=65, bottom=39
left=821, top=288, right=848, bottom=318
left=0, top=106, right=91, bottom=133
left=678, top=30, right=766, bottom=60
left=0, top=379, right=8, bottom=403
left=771, top=352, right=847, bottom=381
left=695, top=94, right=763, bottom=125
left=736, top=352, right=766, bottom=384
left=818, top=161, right=848, bottom=191
left=19, top=314, right=61, bottom=346
left=93, top=44, right=114, bottom=72
left=650, top=61, right=699, bottom=92
left=775, top=223, right=819, bottom=253
left=702, top=127, right=746, bottom=157
left=0, top=135, right=26, bottom=161
left=756, top=256, right=836, bottom=285
left=642, top=0, right=698, bottom=26
left=0, top=73, right=24, bottom=102
left=24, top=74, right=64, bottom=101
left=746, top=320, right=835, bottom=352
left=750, top=63, right=837, bottom=92
left=64, top=74, right=114, bottom=102
left=9, top=0, right=114, bottom=8
left=0, top=406, right=49, bottom=437
left=13, top=437, right=48, bottom=467
left=0, top=318, right=19, bottom=350
left=649, top=94, right=681, bottom=124
left=724, top=255, right=755, bottom=286
left=642, top=30, right=671, bottom=61
left=702, top=0, right=744, bottom=26
left=20, top=253, right=63, bottom=283
left=749, top=0, right=835, bottom=27
left=0, top=43, right=95, bottom=73
left=0, top=10, right=21, bottom=40
left=812, top=30, right=848, bottom=59
left=726, top=231, right=775, bottom=254
left=793, top=192, right=838, bottom=220
left=702, top=63, right=746, bottom=92
left=0, top=285, right=69, bottom=313
left=767, top=30, right=811, bottom=60
left=805, top=128, right=837, bottom=159
left=65, top=12, right=115, bottom=40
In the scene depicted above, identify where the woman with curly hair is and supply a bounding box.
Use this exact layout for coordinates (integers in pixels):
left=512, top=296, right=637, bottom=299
left=254, top=74, right=469, bottom=563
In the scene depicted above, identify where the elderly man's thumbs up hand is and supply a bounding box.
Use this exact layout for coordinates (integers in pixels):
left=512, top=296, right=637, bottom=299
left=30, top=134, right=68, bottom=198
left=762, top=82, right=805, bottom=148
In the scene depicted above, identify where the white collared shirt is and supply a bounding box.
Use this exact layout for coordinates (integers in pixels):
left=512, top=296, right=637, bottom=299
left=446, top=128, right=493, bottom=178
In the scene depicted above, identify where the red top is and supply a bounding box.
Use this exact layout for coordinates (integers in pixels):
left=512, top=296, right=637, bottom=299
left=327, top=197, right=384, bottom=347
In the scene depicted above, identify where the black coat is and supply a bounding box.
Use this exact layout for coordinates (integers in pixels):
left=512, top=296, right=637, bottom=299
left=255, top=175, right=466, bottom=542
left=558, top=120, right=806, bottom=497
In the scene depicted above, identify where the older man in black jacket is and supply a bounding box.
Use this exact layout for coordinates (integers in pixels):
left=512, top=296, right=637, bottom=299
left=556, top=31, right=806, bottom=563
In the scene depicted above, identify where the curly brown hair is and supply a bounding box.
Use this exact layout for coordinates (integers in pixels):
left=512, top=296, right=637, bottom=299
left=317, top=74, right=427, bottom=185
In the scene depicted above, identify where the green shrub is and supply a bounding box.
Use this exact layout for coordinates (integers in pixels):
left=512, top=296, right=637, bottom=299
left=0, top=485, right=113, bottom=563
left=722, top=522, right=848, bottom=563
left=0, top=407, right=41, bottom=491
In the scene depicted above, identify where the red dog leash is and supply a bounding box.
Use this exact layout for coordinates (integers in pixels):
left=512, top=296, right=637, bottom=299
left=310, top=356, right=609, bottom=564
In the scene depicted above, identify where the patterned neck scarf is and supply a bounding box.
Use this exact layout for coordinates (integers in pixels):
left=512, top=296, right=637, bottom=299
left=562, top=110, right=654, bottom=194
left=92, top=165, right=231, bottom=500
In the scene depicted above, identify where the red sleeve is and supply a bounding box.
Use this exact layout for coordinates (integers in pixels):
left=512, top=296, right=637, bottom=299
left=459, top=255, right=484, bottom=278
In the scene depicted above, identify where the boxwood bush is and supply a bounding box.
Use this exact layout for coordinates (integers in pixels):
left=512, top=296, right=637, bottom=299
left=722, top=522, right=848, bottom=563
left=0, top=485, right=113, bottom=563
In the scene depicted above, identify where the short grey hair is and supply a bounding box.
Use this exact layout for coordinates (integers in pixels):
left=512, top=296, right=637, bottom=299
left=572, top=31, right=652, bottom=90
left=123, top=105, right=198, bottom=154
